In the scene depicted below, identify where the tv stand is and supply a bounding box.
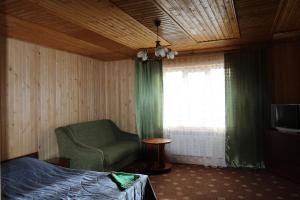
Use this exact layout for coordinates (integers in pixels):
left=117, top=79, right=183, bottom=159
left=266, top=129, right=300, bottom=183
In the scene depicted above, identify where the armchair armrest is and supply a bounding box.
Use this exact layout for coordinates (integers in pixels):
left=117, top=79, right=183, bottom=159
left=117, top=131, right=140, bottom=142
left=55, top=127, right=105, bottom=171
left=106, top=120, right=140, bottom=142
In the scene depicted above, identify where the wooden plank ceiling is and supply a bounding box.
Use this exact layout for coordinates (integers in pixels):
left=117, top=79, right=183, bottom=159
left=0, top=0, right=299, bottom=60
left=153, top=0, right=240, bottom=42
left=272, top=0, right=300, bottom=33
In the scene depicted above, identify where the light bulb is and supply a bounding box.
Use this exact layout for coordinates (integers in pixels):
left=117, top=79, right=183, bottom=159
left=155, top=48, right=160, bottom=57
left=137, top=51, right=144, bottom=58
left=167, top=51, right=175, bottom=59
left=159, top=47, right=166, bottom=57
left=142, top=53, right=148, bottom=61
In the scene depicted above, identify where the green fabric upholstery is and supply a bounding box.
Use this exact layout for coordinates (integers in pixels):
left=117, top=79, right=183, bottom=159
left=105, top=154, right=138, bottom=172
left=55, top=120, right=140, bottom=171
left=102, top=141, right=139, bottom=166
left=67, top=120, right=116, bottom=148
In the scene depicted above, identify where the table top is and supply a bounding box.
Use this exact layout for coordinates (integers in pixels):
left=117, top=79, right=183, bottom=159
left=143, top=138, right=172, bottom=144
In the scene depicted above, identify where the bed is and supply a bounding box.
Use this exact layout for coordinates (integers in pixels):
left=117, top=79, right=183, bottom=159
left=1, top=156, right=156, bottom=200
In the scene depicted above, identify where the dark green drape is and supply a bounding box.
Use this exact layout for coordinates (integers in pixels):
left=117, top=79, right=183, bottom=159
left=225, top=48, right=269, bottom=168
left=135, top=59, right=163, bottom=140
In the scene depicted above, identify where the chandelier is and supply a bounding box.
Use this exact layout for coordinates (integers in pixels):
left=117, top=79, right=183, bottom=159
left=137, top=20, right=178, bottom=61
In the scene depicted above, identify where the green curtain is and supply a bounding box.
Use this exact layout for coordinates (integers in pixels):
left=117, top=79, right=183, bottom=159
left=225, top=48, right=269, bottom=168
left=135, top=59, right=163, bottom=140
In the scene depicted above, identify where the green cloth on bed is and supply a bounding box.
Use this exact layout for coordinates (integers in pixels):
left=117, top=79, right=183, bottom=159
left=110, top=172, right=140, bottom=190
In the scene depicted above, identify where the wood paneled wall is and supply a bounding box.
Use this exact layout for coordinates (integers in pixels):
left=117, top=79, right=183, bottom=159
left=1, top=37, right=136, bottom=160
left=0, top=34, right=6, bottom=162
left=271, top=40, right=300, bottom=104
left=104, top=59, right=136, bottom=135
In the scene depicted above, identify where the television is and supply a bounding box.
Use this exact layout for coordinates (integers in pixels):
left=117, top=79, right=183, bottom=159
left=271, top=104, right=300, bottom=133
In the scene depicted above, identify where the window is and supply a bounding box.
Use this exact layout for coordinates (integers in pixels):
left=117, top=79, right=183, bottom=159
left=162, top=54, right=225, bottom=166
left=163, top=56, right=225, bottom=130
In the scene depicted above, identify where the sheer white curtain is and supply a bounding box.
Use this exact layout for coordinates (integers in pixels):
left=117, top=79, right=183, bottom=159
left=163, top=53, right=226, bottom=167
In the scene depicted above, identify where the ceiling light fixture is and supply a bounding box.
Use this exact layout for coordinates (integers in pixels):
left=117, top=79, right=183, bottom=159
left=137, top=20, right=178, bottom=61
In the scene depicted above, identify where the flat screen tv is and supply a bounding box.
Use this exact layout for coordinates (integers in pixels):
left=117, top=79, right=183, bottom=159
left=271, top=104, right=300, bottom=133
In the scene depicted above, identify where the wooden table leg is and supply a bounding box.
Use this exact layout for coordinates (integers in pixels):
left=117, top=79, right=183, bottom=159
left=158, top=144, right=165, bottom=168
left=143, top=138, right=172, bottom=174
left=146, top=144, right=153, bottom=167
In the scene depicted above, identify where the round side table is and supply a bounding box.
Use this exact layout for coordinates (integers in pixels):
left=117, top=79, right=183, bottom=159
left=143, top=138, right=172, bottom=173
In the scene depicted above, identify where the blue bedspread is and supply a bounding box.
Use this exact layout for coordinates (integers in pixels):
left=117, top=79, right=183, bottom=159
left=1, top=157, right=156, bottom=200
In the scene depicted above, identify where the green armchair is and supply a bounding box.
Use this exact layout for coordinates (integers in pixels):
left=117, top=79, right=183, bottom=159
left=55, top=119, right=140, bottom=171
